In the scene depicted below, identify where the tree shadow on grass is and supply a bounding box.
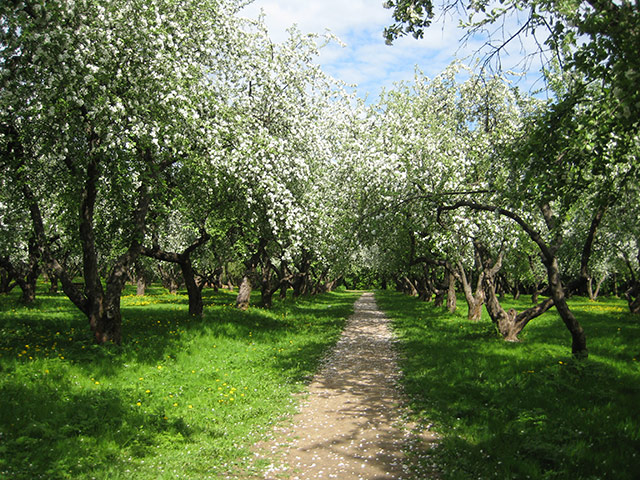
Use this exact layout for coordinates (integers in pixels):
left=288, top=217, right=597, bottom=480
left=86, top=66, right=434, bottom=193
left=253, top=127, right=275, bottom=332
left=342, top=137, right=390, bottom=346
left=0, top=288, right=360, bottom=479
left=375, top=290, right=640, bottom=480
left=0, top=380, right=216, bottom=480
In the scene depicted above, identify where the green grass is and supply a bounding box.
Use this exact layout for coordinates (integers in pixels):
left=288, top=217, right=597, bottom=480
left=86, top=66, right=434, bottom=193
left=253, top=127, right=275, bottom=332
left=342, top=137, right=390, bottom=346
left=0, top=283, right=359, bottom=479
left=376, top=290, right=640, bottom=480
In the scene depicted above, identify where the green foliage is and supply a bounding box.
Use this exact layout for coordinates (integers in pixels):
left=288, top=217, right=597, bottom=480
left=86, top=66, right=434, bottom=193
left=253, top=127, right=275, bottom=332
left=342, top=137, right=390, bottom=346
left=383, top=0, right=435, bottom=44
left=377, top=290, right=640, bottom=479
left=0, top=284, right=358, bottom=479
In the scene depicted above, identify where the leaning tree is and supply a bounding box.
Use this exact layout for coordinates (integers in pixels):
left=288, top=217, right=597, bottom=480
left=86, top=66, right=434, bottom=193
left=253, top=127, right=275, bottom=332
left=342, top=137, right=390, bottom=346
left=1, top=0, right=248, bottom=343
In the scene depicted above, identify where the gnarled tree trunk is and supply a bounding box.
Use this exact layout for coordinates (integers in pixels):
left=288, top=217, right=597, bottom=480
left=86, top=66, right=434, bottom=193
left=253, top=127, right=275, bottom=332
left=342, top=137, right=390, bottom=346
left=457, top=258, right=484, bottom=322
left=439, top=200, right=589, bottom=357
left=478, top=243, right=555, bottom=341
left=22, top=145, right=152, bottom=345
left=142, top=230, right=210, bottom=317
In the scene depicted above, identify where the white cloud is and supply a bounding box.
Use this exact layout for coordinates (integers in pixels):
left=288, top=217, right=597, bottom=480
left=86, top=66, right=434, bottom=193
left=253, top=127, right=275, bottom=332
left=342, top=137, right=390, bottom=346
left=242, top=0, right=390, bottom=40
left=240, top=0, right=543, bottom=101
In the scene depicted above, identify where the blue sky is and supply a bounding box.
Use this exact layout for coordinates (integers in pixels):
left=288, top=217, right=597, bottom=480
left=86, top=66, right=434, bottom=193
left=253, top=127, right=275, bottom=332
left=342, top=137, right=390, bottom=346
left=240, top=1, right=545, bottom=102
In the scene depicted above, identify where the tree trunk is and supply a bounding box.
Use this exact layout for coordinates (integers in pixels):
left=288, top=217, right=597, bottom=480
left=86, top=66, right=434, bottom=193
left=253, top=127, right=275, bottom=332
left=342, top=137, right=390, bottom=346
left=457, top=260, right=484, bottom=322
left=236, top=274, right=253, bottom=310
left=532, top=288, right=540, bottom=304
left=446, top=270, right=456, bottom=313
left=94, top=260, right=134, bottom=345
left=292, top=252, right=311, bottom=297
left=261, top=286, right=275, bottom=308
left=546, top=257, right=588, bottom=356
left=593, top=275, right=605, bottom=299
left=141, top=230, right=209, bottom=317
left=483, top=267, right=555, bottom=342
left=626, top=283, right=640, bottom=313
left=182, top=257, right=203, bottom=316
left=475, top=240, right=553, bottom=341
left=630, top=295, right=640, bottom=314
left=403, top=276, right=419, bottom=297
left=48, top=273, right=59, bottom=294
left=136, top=276, right=147, bottom=296
left=0, top=267, right=16, bottom=294
left=0, top=238, right=40, bottom=305
left=417, top=277, right=431, bottom=301
left=16, top=126, right=153, bottom=344
left=20, top=279, right=37, bottom=304
left=134, top=260, right=150, bottom=296
left=587, top=277, right=594, bottom=300
left=570, top=204, right=608, bottom=296
left=434, top=288, right=445, bottom=307
left=438, top=200, right=590, bottom=357
left=259, top=262, right=280, bottom=309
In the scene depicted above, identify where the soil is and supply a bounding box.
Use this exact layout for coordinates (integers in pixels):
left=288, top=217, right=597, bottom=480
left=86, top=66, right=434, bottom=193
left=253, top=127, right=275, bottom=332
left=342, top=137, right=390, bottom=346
left=255, top=292, right=439, bottom=480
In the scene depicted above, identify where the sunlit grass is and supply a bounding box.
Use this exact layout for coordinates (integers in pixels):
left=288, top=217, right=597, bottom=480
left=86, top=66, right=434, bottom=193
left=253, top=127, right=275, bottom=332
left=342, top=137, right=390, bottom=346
left=377, top=290, right=640, bottom=480
left=0, top=284, right=358, bottom=479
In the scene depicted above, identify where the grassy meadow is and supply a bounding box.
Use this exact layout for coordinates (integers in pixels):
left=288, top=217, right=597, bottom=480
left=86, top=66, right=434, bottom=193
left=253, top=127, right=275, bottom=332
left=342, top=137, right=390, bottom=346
left=0, top=283, right=359, bottom=479
left=376, top=290, right=640, bottom=480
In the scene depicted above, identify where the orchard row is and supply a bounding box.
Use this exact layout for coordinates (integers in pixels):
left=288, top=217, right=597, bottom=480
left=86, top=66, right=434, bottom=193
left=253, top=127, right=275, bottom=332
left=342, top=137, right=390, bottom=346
left=2, top=0, right=639, bottom=356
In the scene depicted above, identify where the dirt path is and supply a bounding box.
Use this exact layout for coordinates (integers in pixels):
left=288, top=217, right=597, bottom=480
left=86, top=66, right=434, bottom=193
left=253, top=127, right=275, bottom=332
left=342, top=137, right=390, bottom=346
left=259, top=292, right=438, bottom=480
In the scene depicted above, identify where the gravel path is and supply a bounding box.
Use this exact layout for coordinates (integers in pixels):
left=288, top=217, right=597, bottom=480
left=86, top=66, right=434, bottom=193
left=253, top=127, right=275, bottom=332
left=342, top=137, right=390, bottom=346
left=260, top=292, right=438, bottom=480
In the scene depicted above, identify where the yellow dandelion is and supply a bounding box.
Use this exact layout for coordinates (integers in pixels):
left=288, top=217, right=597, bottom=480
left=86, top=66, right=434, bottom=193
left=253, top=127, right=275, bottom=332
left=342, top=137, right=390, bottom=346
left=136, top=402, right=141, bottom=406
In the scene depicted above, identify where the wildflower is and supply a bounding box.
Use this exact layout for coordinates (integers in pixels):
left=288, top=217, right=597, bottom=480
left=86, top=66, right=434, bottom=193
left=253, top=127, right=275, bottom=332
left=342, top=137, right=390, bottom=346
left=136, top=402, right=141, bottom=406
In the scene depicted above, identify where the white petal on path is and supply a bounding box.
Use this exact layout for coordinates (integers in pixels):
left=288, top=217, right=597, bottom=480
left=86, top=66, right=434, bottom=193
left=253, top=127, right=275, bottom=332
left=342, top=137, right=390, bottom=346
left=260, top=292, right=439, bottom=480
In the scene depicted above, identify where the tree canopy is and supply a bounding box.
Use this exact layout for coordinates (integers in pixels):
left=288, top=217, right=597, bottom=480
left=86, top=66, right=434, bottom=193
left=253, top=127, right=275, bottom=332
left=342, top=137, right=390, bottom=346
left=1, top=0, right=638, bottom=357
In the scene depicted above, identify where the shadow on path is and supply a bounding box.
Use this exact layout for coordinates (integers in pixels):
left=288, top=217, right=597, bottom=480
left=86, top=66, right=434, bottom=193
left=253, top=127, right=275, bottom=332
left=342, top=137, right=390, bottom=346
left=261, top=293, right=439, bottom=480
